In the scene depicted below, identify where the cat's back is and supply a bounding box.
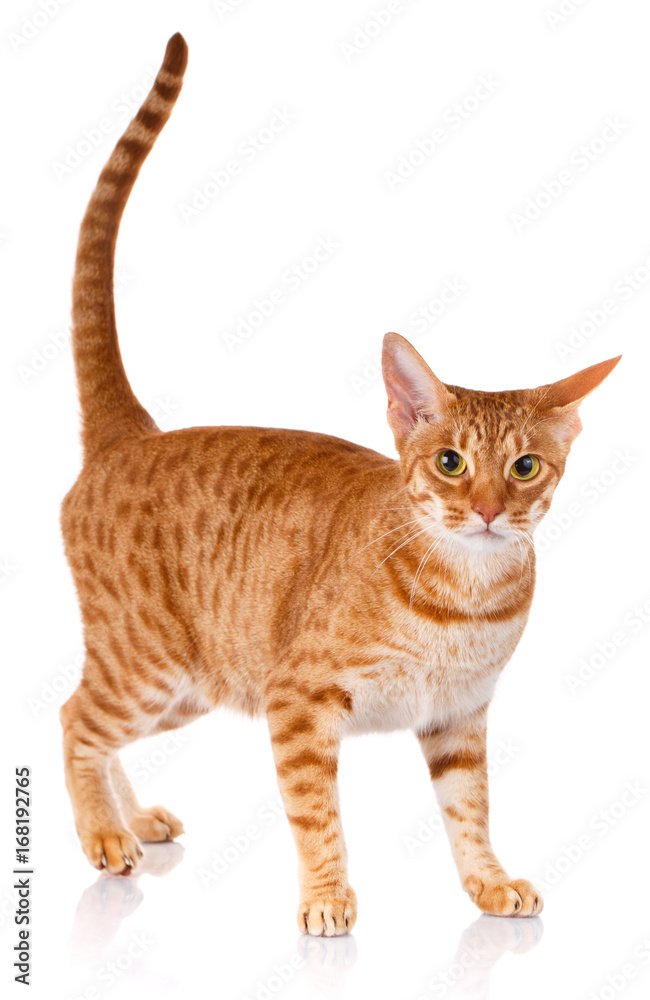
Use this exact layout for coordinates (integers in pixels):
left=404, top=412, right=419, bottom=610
left=60, top=422, right=395, bottom=571
left=63, top=423, right=391, bottom=511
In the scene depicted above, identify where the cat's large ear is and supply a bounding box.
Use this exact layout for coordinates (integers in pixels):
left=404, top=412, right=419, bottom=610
left=382, top=333, right=456, bottom=448
left=533, top=355, right=622, bottom=445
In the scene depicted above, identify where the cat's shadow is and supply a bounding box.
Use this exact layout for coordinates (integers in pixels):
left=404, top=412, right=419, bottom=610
left=68, top=841, right=185, bottom=966
left=295, top=912, right=543, bottom=1000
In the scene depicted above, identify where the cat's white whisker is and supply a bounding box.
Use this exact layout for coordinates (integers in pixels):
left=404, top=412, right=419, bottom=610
left=368, top=525, right=433, bottom=578
left=409, top=534, right=445, bottom=611
left=346, top=516, right=433, bottom=565
left=519, top=384, right=553, bottom=436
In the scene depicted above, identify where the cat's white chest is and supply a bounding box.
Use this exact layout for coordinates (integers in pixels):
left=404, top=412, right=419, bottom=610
left=341, top=613, right=526, bottom=736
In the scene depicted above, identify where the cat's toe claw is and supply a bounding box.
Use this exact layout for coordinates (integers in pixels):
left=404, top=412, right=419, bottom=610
left=129, top=805, right=184, bottom=842
left=465, top=876, right=542, bottom=917
left=298, top=890, right=357, bottom=936
left=508, top=878, right=543, bottom=916
left=83, top=829, right=143, bottom=875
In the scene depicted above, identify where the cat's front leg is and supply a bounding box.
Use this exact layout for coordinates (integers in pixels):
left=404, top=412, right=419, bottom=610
left=415, top=706, right=542, bottom=917
left=266, top=689, right=357, bottom=937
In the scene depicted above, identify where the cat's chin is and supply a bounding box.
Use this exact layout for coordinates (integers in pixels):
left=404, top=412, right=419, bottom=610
left=455, top=528, right=513, bottom=553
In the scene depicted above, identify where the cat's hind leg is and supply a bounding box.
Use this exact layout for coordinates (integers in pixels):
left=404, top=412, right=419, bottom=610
left=60, top=677, right=144, bottom=875
left=109, top=757, right=184, bottom=843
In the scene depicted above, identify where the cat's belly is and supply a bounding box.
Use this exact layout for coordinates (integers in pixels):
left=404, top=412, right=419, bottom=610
left=340, top=616, right=525, bottom=735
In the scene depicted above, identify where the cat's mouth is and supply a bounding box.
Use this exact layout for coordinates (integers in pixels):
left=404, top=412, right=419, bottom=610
left=460, top=526, right=510, bottom=546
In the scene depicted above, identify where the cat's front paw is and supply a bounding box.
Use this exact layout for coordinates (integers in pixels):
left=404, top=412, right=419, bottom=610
left=465, top=876, right=542, bottom=917
left=298, top=888, right=357, bottom=936
left=80, top=826, right=144, bottom=875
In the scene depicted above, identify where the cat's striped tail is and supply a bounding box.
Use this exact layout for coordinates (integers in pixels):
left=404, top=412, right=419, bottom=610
left=71, top=33, right=188, bottom=459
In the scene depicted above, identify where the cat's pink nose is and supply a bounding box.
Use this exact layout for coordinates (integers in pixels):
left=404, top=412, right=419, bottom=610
left=473, top=501, right=504, bottom=525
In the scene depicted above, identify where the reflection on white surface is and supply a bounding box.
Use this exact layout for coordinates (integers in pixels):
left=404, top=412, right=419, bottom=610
left=296, top=931, right=358, bottom=998
left=68, top=841, right=185, bottom=966
left=426, top=914, right=544, bottom=998
left=67, top=842, right=543, bottom=1000
left=288, top=911, right=543, bottom=1000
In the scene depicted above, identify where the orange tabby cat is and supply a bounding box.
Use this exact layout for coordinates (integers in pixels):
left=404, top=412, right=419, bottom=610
left=59, top=33, right=620, bottom=936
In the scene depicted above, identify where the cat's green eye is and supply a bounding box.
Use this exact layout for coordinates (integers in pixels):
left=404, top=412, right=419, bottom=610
left=436, top=450, right=467, bottom=477
left=510, top=455, right=540, bottom=481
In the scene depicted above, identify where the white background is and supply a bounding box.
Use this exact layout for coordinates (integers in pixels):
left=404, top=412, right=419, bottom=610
left=2, top=1, right=649, bottom=998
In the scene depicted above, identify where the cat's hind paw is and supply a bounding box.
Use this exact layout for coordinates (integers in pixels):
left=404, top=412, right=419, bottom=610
left=128, top=805, right=185, bottom=843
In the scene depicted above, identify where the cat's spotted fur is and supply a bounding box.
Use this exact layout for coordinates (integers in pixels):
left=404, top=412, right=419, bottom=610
left=59, top=34, right=620, bottom=935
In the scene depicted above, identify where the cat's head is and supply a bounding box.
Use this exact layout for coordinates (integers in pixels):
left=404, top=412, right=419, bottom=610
left=382, top=333, right=620, bottom=553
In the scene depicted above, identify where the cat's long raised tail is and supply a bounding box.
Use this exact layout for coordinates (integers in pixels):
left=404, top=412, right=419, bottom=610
left=71, top=33, right=188, bottom=459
